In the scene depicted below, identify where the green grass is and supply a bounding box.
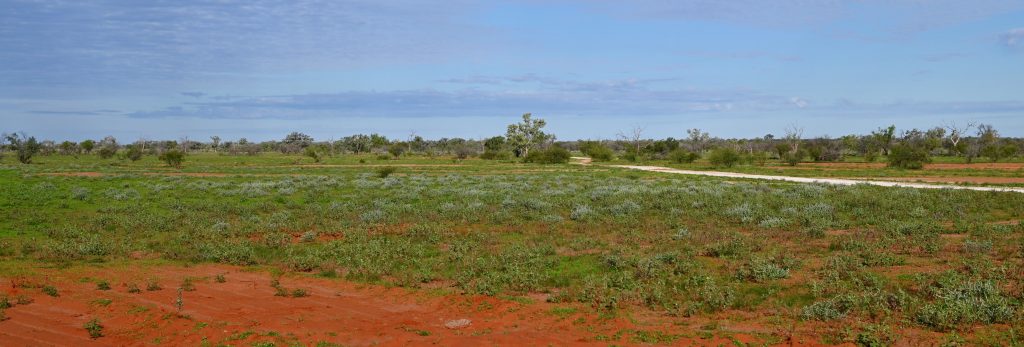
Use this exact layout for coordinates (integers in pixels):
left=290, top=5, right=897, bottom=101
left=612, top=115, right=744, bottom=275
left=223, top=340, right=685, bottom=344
left=2, top=152, right=1024, bottom=343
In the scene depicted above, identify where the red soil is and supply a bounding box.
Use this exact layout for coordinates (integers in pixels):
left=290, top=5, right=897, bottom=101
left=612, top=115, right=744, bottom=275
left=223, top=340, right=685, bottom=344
left=0, top=264, right=792, bottom=346
left=38, top=172, right=106, bottom=177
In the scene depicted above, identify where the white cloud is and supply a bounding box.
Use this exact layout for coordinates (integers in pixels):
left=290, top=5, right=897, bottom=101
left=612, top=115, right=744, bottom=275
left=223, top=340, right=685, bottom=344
left=1003, top=28, right=1024, bottom=47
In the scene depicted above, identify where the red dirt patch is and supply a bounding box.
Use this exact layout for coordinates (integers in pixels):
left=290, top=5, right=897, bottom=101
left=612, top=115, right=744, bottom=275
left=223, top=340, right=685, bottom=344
left=0, top=264, right=784, bottom=346
left=38, top=172, right=105, bottom=177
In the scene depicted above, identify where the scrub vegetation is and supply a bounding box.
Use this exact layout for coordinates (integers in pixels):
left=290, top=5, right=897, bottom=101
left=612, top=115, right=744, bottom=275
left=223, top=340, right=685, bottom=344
left=2, top=117, right=1023, bottom=345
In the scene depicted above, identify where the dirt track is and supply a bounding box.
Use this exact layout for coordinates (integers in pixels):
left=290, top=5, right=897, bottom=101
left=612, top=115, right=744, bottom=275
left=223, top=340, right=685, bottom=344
left=607, top=164, right=1024, bottom=193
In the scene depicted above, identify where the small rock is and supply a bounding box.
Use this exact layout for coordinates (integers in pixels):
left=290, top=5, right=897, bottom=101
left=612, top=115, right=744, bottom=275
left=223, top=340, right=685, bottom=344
left=444, top=318, right=471, bottom=329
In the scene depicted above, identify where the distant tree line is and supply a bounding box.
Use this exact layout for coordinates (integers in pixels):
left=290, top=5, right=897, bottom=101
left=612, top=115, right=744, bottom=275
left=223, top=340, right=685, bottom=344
left=2, top=118, right=1021, bottom=169
left=558, top=122, right=1021, bottom=169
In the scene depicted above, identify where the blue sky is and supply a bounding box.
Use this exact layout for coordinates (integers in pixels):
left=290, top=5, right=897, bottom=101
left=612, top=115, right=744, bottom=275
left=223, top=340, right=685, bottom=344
left=2, top=0, right=1023, bottom=141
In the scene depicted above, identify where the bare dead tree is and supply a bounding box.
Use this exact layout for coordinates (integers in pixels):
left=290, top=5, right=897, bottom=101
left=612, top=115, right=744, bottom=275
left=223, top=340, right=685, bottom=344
left=617, top=126, right=645, bottom=155
left=784, top=124, right=804, bottom=153
left=943, top=121, right=975, bottom=155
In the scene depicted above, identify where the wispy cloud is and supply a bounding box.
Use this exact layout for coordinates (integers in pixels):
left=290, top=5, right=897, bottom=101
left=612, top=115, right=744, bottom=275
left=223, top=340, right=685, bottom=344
left=553, top=0, right=1024, bottom=33
left=439, top=74, right=682, bottom=92
left=1003, top=28, right=1024, bottom=47
left=181, top=92, right=207, bottom=98
left=126, top=84, right=792, bottom=120
left=0, top=1, right=485, bottom=87
left=29, top=110, right=121, bottom=116
left=922, top=52, right=969, bottom=62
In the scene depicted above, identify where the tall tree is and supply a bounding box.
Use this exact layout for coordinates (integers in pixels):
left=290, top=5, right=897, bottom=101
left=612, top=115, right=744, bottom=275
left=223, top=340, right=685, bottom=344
left=6, top=132, right=41, bottom=164
left=505, top=113, right=550, bottom=157
left=685, top=128, right=710, bottom=153
left=870, top=125, right=896, bottom=156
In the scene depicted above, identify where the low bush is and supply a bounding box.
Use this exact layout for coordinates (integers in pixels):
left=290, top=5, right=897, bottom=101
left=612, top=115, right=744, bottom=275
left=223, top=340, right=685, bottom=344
left=735, top=256, right=794, bottom=282
left=98, top=146, right=117, bottom=159
left=782, top=150, right=804, bottom=166
left=125, top=145, right=143, bottom=161
left=159, top=149, right=185, bottom=168
left=480, top=150, right=512, bottom=160
left=524, top=146, right=571, bottom=164
left=915, top=274, right=1014, bottom=331
left=375, top=166, right=396, bottom=178
left=706, top=147, right=741, bottom=168
left=887, top=144, right=929, bottom=169
left=304, top=146, right=324, bottom=162
left=84, top=318, right=104, bottom=339
left=42, top=285, right=59, bottom=297
left=802, top=295, right=854, bottom=321
left=667, top=149, right=699, bottom=164
left=582, top=142, right=615, bottom=161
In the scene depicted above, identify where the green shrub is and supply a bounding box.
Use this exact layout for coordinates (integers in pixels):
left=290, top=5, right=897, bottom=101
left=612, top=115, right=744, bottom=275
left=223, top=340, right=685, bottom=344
left=387, top=143, right=405, bottom=158
left=802, top=295, right=854, bottom=321
left=84, top=318, right=104, bottom=339
left=524, top=146, right=571, bottom=164
left=691, top=282, right=735, bottom=313
left=6, top=133, right=41, bottom=164
left=782, top=150, right=804, bottom=166
left=887, top=144, right=929, bottom=169
left=96, top=280, right=111, bottom=291
left=667, top=149, right=699, bottom=163
left=304, top=146, right=324, bottom=162
left=981, top=144, right=1018, bottom=162
left=706, top=147, right=741, bottom=168
left=42, top=285, right=59, bottom=297
left=195, top=241, right=257, bottom=265
left=479, top=150, right=512, bottom=160
left=375, top=166, right=396, bottom=178
left=159, top=149, right=185, bottom=168
left=582, top=143, right=615, bottom=161
left=915, top=276, right=1014, bottom=331
left=146, top=281, right=162, bottom=291
left=855, top=324, right=894, bottom=347
left=962, top=238, right=992, bottom=255
left=98, top=146, right=117, bottom=159
left=735, top=256, right=793, bottom=282
left=125, top=145, right=143, bottom=161
left=181, top=278, right=196, bottom=292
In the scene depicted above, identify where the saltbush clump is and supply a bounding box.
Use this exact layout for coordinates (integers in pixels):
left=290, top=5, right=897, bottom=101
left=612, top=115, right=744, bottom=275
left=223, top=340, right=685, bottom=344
left=569, top=204, right=592, bottom=221
left=915, top=273, right=1014, bottom=331
left=735, top=256, right=792, bottom=282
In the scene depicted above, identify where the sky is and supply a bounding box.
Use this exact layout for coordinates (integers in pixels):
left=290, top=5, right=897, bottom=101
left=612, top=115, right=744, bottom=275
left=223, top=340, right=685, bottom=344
left=2, top=0, right=1023, bottom=142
